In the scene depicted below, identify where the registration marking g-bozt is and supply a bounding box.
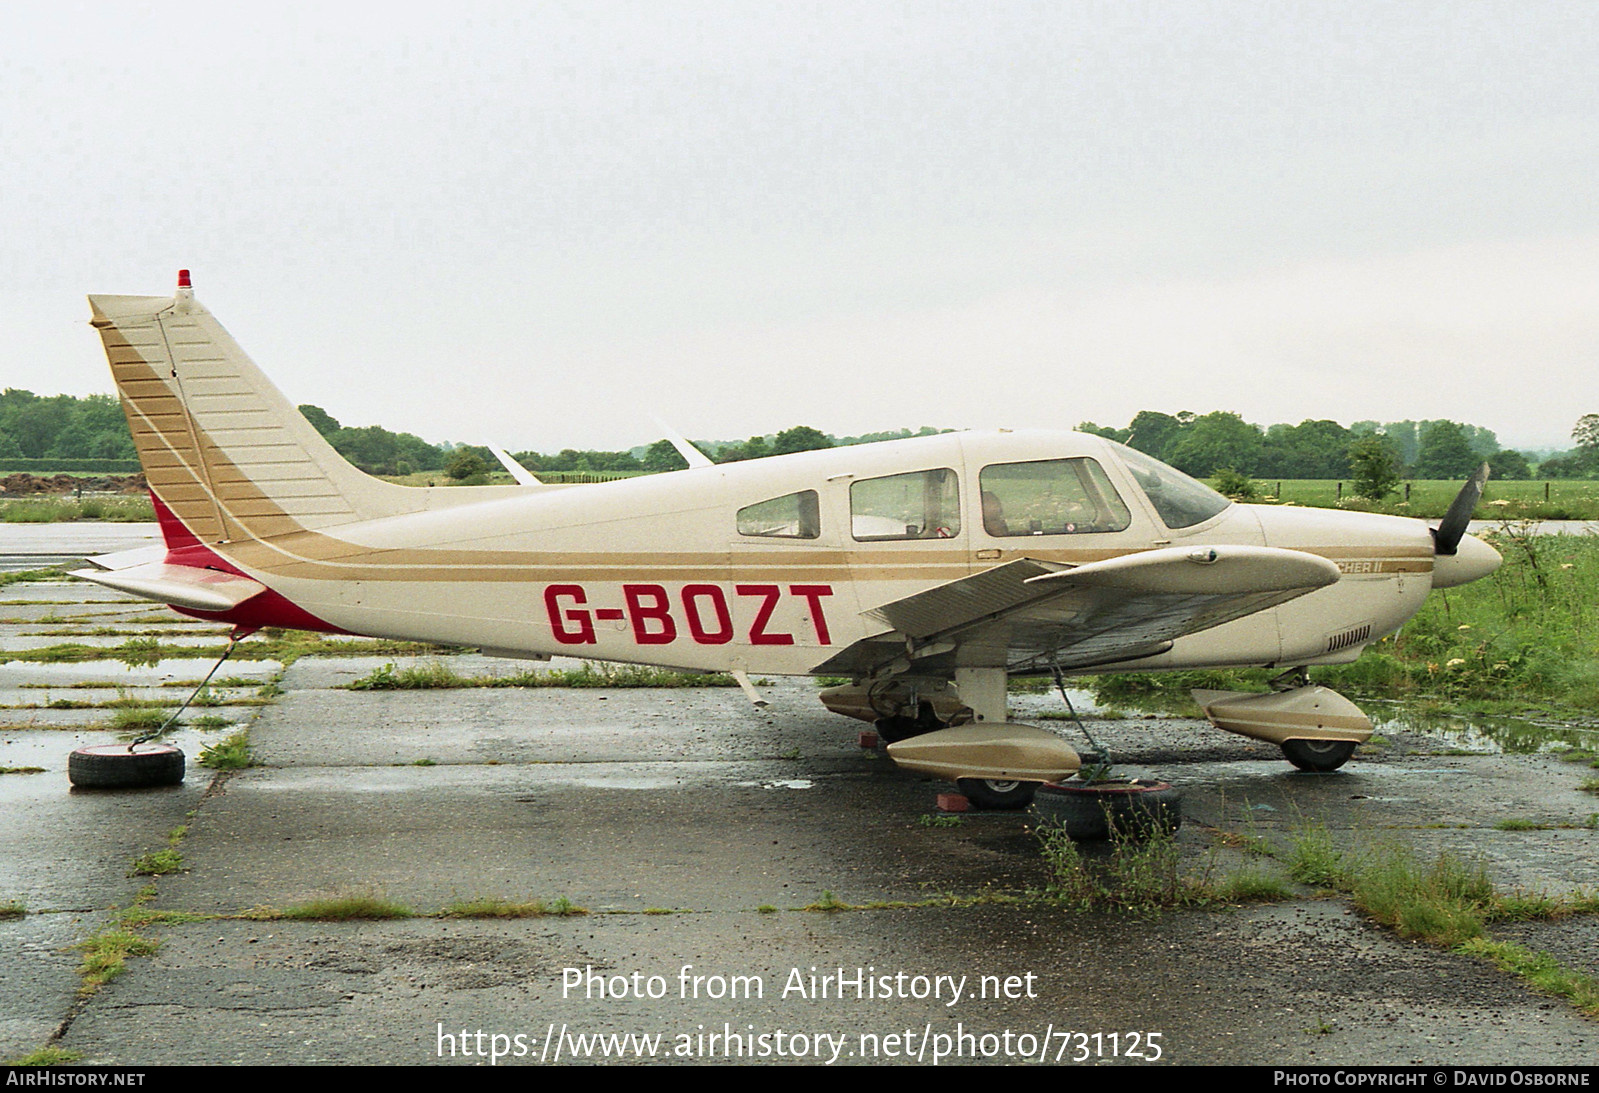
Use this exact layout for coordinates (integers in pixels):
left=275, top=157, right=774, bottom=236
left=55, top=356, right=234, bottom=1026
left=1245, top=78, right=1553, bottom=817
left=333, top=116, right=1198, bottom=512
left=545, top=583, right=834, bottom=647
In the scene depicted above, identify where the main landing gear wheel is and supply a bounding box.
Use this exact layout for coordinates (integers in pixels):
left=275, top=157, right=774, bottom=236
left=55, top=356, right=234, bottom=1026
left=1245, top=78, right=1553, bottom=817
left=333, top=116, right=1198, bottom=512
left=1033, top=780, right=1182, bottom=841
left=1280, top=739, right=1357, bottom=772
left=956, top=778, right=1040, bottom=810
left=874, top=701, right=946, bottom=744
left=68, top=744, right=185, bottom=789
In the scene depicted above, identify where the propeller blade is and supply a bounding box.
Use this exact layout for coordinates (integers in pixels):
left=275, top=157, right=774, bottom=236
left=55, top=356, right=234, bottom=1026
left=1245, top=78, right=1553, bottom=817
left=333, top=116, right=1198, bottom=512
left=1433, top=462, right=1490, bottom=555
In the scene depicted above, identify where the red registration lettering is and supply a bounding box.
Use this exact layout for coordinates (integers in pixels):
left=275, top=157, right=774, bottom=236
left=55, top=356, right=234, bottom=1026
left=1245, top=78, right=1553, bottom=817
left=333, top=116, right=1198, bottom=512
left=788, top=584, right=833, bottom=645
left=623, top=584, right=677, bottom=645
left=736, top=584, right=793, bottom=646
left=544, top=585, right=595, bottom=645
left=680, top=584, right=733, bottom=644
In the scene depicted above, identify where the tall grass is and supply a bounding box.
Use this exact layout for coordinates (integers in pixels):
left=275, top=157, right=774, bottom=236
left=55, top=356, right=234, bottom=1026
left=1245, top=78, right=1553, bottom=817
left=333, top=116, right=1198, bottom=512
left=0, top=497, right=154, bottom=522
left=1087, top=531, right=1599, bottom=715
left=347, top=660, right=738, bottom=690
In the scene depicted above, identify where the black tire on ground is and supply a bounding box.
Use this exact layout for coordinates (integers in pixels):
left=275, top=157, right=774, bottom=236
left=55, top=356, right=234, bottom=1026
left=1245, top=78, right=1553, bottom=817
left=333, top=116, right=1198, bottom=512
left=68, top=744, right=185, bottom=789
left=874, top=717, right=917, bottom=744
left=1280, top=738, right=1357, bottom=772
left=874, top=702, right=945, bottom=744
left=1033, top=780, right=1182, bottom=841
left=956, top=778, right=1040, bottom=810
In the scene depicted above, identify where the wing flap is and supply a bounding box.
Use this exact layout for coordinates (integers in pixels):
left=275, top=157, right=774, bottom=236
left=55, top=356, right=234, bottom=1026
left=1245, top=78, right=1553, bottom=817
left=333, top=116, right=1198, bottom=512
left=814, top=546, right=1340, bottom=677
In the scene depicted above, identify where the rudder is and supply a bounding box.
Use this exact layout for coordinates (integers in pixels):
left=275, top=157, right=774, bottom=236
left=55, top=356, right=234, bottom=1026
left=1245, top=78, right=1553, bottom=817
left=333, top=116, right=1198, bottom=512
left=90, top=273, right=435, bottom=547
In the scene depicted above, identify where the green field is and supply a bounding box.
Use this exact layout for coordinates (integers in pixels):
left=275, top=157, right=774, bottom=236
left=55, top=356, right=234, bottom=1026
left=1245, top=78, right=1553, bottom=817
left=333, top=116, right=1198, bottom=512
left=4, top=469, right=1598, bottom=522
left=1091, top=527, right=1599, bottom=720
left=0, top=497, right=154, bottom=523
left=1251, top=478, right=1599, bottom=521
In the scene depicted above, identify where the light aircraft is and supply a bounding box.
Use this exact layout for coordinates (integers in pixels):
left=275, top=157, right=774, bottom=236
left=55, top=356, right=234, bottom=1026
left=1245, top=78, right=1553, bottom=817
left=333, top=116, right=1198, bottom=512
left=75, top=272, right=1502, bottom=806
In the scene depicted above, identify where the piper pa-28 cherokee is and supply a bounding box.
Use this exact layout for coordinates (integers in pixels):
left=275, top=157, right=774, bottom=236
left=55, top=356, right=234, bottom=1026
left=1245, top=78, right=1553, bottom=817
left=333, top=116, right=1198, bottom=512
left=77, top=273, right=1502, bottom=807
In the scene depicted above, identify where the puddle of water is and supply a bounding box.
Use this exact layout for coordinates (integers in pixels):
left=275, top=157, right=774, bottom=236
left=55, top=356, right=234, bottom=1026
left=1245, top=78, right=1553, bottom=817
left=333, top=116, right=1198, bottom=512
left=1372, top=707, right=1599, bottom=755
left=568, top=774, right=686, bottom=790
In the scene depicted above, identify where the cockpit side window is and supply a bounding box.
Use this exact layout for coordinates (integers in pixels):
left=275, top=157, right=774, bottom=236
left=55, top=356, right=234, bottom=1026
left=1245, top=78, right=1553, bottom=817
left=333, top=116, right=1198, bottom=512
left=978, top=458, right=1131, bottom=536
left=737, top=490, right=821, bottom=539
left=1111, top=443, right=1231, bottom=530
left=850, top=468, right=960, bottom=541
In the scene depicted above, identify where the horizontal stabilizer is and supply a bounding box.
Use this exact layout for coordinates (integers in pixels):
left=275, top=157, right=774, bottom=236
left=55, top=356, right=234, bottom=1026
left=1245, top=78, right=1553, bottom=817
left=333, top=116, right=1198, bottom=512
left=489, top=445, right=543, bottom=486
left=78, top=545, right=167, bottom=572
left=70, top=562, right=266, bottom=613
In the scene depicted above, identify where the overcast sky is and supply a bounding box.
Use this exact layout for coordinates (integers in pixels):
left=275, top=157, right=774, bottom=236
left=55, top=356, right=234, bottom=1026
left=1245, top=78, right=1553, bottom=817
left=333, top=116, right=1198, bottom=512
left=3, top=1, right=1595, bottom=452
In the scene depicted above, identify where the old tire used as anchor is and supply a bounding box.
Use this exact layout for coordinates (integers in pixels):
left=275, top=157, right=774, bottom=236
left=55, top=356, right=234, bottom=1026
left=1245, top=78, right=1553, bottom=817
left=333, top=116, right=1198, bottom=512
left=1033, top=779, right=1182, bottom=841
left=68, top=744, right=185, bottom=789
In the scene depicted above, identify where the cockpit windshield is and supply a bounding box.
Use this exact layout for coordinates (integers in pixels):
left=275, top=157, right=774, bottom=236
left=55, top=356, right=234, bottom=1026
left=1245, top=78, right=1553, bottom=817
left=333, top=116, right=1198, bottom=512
left=1109, top=442, right=1231, bottom=530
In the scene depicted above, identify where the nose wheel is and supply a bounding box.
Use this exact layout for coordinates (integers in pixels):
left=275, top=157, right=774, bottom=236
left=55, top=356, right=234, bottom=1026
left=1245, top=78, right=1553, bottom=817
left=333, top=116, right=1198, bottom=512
left=1280, top=738, right=1357, bottom=772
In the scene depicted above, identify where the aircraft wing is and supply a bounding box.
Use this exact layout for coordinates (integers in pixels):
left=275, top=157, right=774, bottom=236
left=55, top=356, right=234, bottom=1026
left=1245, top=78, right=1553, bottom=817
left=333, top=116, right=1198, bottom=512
left=811, top=545, right=1341, bottom=678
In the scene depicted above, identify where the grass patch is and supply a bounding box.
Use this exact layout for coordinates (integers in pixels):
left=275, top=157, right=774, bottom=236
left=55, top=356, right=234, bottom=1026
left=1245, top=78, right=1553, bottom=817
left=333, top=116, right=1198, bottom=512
left=440, top=897, right=586, bottom=918
left=918, top=813, right=965, bottom=828
left=0, top=765, right=45, bottom=775
left=1038, top=825, right=1210, bottom=912
left=109, top=706, right=174, bottom=735
left=0, top=566, right=71, bottom=589
left=0, top=497, right=154, bottom=523
left=117, top=908, right=219, bottom=927
left=1211, top=865, right=1293, bottom=903
left=1284, top=823, right=1350, bottom=888
left=346, top=660, right=738, bottom=690
left=1493, top=819, right=1550, bottom=831
left=803, top=890, right=854, bottom=912
left=0, top=634, right=451, bottom=668
left=1460, top=938, right=1599, bottom=1018
left=1346, top=845, right=1496, bottom=947
left=129, top=824, right=188, bottom=877
left=756, top=905, right=779, bottom=914
left=129, top=849, right=184, bottom=877
left=75, top=929, right=160, bottom=994
left=249, top=894, right=414, bottom=921
left=197, top=732, right=254, bottom=770
left=1579, top=778, right=1599, bottom=794
left=4, top=1046, right=84, bottom=1066
left=0, top=900, right=25, bottom=918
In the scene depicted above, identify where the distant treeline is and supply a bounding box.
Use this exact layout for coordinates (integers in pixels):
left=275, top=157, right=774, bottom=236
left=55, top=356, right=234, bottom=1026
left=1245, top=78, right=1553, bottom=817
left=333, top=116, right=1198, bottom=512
left=297, top=407, right=951, bottom=477
left=7, top=388, right=1599, bottom=481
left=1077, top=411, right=1599, bottom=481
left=0, top=391, right=136, bottom=461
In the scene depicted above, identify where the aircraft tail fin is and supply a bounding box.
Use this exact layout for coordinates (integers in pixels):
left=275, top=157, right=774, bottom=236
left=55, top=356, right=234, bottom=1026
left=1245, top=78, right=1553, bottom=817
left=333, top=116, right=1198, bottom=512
left=89, top=272, right=442, bottom=546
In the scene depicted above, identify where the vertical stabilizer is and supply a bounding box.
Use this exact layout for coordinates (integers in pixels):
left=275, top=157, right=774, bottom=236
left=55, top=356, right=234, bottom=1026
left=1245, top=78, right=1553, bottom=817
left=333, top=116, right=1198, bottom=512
left=89, top=273, right=434, bottom=545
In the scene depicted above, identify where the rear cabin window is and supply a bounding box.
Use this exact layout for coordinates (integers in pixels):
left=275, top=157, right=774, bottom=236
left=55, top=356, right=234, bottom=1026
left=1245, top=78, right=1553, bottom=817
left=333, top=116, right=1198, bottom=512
left=978, top=458, right=1131, bottom=536
left=736, top=490, right=820, bottom=539
left=851, top=468, right=961, bottom=541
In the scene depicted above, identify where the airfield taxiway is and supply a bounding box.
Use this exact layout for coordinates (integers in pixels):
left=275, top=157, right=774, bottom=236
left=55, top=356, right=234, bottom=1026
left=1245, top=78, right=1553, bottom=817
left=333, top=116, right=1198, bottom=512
left=0, top=576, right=1596, bottom=1065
